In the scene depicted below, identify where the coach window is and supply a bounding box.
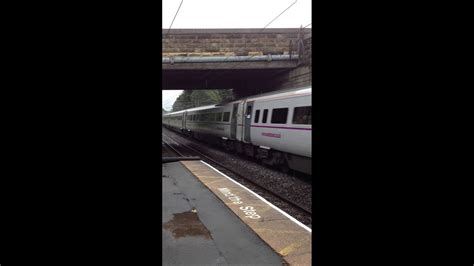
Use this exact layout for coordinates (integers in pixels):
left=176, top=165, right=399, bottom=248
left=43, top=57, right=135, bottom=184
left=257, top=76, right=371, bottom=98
left=223, top=112, right=230, bottom=122
left=246, top=106, right=252, bottom=119
left=293, top=106, right=311, bottom=124
left=271, top=108, right=288, bottom=124
left=254, top=110, right=260, bottom=123
left=262, top=109, right=268, bottom=123
left=216, top=112, right=222, bottom=121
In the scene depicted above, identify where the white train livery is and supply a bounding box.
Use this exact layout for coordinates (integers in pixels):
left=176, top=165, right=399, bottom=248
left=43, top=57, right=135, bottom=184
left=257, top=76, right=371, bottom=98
left=163, top=86, right=312, bottom=175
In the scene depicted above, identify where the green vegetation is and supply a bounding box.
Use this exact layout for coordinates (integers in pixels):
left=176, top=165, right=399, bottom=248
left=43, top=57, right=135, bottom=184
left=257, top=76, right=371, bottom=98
left=171, top=89, right=234, bottom=112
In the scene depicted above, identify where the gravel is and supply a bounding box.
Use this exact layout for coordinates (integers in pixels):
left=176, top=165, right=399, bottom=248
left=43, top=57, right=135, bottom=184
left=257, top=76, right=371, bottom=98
left=162, top=127, right=312, bottom=228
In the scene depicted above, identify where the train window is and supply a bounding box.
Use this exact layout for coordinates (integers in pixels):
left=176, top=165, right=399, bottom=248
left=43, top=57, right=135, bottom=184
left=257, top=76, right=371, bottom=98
left=271, top=108, right=288, bottom=124
left=292, top=106, right=311, bottom=124
left=209, top=113, right=215, bottom=121
left=254, top=110, right=260, bottom=123
left=223, top=112, right=230, bottom=122
left=262, top=109, right=268, bottom=123
left=216, top=113, right=222, bottom=121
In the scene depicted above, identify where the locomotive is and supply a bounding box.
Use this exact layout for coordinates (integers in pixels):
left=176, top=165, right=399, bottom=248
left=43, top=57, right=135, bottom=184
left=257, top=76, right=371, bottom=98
left=163, top=86, right=312, bottom=175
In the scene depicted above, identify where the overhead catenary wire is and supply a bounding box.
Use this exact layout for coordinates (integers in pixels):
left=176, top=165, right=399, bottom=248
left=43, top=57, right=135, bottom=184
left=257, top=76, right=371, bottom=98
left=197, top=0, right=299, bottom=85
left=259, top=0, right=298, bottom=33
left=165, top=0, right=184, bottom=38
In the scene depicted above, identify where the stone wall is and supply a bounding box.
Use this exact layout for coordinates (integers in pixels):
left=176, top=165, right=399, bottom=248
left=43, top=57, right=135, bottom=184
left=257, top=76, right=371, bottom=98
left=162, top=28, right=311, bottom=57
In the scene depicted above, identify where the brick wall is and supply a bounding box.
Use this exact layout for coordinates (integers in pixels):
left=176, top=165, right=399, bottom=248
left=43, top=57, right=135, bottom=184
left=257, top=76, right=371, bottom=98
left=162, top=28, right=311, bottom=57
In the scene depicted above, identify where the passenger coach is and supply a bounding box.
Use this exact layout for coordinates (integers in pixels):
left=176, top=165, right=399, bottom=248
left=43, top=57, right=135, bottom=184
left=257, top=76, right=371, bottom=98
left=162, top=86, right=312, bottom=174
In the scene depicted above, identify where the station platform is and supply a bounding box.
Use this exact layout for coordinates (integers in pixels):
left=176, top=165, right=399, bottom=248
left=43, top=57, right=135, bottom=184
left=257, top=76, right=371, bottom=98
left=162, top=160, right=312, bottom=265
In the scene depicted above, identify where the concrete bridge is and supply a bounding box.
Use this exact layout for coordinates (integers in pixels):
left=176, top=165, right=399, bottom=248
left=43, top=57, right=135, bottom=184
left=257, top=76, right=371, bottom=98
left=162, top=28, right=311, bottom=97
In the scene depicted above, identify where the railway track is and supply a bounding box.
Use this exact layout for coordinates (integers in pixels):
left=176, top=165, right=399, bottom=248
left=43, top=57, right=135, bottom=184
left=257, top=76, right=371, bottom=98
left=162, top=136, right=186, bottom=157
left=162, top=132, right=312, bottom=216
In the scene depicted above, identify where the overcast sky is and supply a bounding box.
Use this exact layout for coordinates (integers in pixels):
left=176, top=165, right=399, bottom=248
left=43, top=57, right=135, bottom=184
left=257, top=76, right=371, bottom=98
left=163, top=0, right=311, bottom=29
left=162, top=0, right=311, bottom=111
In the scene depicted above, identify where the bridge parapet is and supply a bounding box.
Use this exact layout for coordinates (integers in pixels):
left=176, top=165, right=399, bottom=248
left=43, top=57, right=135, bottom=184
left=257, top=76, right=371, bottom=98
left=162, top=28, right=312, bottom=91
left=162, top=28, right=311, bottom=58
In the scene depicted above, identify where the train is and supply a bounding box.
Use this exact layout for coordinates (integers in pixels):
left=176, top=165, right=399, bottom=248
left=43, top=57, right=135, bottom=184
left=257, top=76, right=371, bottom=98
left=162, top=86, right=312, bottom=175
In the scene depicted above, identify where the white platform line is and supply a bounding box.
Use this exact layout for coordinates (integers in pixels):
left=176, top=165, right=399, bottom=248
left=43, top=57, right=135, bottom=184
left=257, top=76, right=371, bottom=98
left=200, top=160, right=312, bottom=233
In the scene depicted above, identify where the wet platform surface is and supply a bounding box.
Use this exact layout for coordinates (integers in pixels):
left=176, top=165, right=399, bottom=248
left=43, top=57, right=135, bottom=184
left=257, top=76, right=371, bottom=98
left=180, top=160, right=312, bottom=265
left=162, top=161, right=284, bottom=265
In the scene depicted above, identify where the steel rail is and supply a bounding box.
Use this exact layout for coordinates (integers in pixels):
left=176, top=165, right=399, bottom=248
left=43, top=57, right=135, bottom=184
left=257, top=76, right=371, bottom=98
left=162, top=132, right=312, bottom=216
left=162, top=138, right=185, bottom=157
